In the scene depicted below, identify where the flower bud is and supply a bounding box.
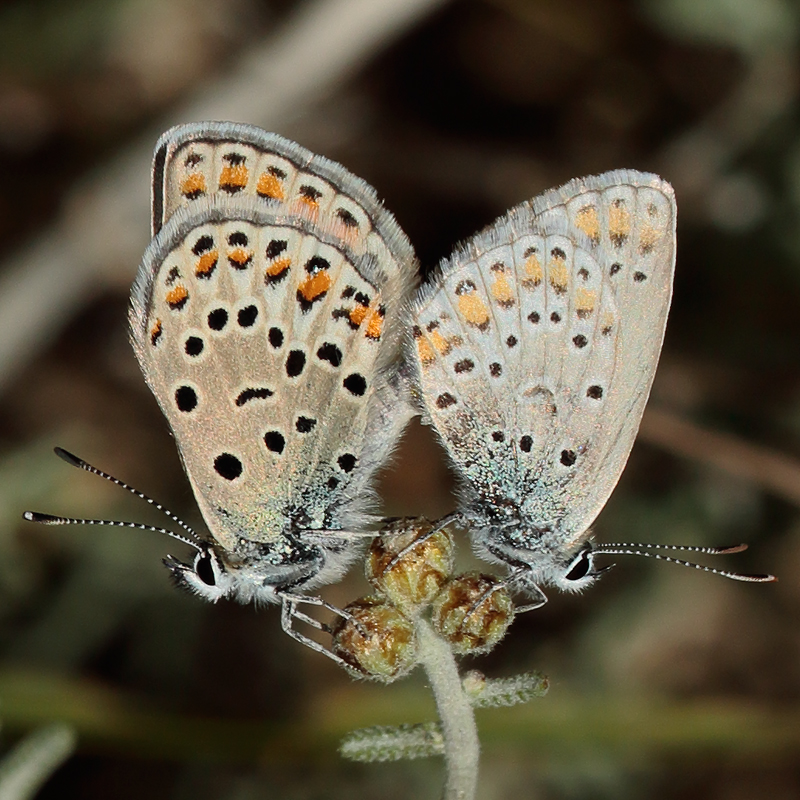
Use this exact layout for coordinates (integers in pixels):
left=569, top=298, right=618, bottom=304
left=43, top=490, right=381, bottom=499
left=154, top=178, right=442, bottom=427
left=367, top=518, right=454, bottom=615
left=332, top=596, right=418, bottom=681
left=431, top=573, right=514, bottom=655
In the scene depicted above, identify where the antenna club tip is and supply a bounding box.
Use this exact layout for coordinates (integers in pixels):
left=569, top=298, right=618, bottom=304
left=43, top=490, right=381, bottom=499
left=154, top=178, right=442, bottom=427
left=735, top=573, right=778, bottom=583
left=54, top=447, right=83, bottom=467
left=23, top=511, right=60, bottom=524
left=716, top=543, right=748, bottom=554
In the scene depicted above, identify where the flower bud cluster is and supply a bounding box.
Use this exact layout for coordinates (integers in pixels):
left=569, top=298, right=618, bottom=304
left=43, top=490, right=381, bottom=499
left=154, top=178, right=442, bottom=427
left=331, top=518, right=515, bottom=681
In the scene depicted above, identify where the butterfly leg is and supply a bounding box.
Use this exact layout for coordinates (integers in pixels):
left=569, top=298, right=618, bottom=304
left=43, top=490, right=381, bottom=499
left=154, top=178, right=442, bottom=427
left=379, top=511, right=463, bottom=574
left=496, top=566, right=548, bottom=613
left=300, top=529, right=380, bottom=543
left=461, top=579, right=510, bottom=623
left=456, top=566, right=545, bottom=627
left=513, top=585, right=548, bottom=614
left=279, top=593, right=367, bottom=669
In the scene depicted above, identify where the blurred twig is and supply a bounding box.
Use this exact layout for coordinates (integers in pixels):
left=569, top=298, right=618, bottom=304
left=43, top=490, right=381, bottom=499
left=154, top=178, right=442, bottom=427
left=0, top=0, right=450, bottom=394
left=0, top=723, right=76, bottom=800
left=640, top=407, right=800, bottom=507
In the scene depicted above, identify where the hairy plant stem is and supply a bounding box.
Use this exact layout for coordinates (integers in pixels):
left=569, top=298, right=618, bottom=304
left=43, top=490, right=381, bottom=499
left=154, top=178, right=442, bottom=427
left=416, top=619, right=479, bottom=800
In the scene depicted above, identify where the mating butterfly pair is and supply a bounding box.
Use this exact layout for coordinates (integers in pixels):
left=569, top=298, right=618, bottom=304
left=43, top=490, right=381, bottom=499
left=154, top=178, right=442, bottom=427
left=26, top=123, right=773, bottom=662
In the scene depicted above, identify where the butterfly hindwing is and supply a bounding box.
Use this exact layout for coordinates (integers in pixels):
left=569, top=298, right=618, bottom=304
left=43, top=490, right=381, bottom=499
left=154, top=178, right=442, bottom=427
left=407, top=170, right=675, bottom=558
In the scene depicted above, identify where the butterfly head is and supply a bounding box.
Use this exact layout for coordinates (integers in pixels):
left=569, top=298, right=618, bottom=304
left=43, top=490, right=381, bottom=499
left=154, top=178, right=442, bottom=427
left=545, top=543, right=609, bottom=593
left=163, top=536, right=327, bottom=606
left=470, top=510, right=607, bottom=595
left=164, top=545, right=235, bottom=602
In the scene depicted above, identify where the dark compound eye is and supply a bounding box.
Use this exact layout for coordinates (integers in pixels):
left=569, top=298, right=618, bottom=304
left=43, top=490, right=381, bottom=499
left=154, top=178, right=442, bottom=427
left=565, top=551, right=591, bottom=581
left=195, top=551, right=216, bottom=586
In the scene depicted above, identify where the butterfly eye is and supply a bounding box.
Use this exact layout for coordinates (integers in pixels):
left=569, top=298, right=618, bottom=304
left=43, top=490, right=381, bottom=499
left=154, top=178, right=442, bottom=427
left=564, top=549, right=592, bottom=581
left=194, top=550, right=217, bottom=586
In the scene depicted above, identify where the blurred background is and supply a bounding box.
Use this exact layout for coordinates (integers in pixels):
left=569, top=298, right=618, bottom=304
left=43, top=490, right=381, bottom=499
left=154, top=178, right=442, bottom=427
left=0, top=0, right=799, bottom=797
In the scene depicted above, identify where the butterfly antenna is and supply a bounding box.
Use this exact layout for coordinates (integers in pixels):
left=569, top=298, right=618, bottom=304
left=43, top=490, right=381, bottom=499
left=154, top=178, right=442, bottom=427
left=23, top=510, right=203, bottom=552
left=592, top=543, right=775, bottom=583
left=596, top=541, right=749, bottom=556
left=23, top=447, right=203, bottom=551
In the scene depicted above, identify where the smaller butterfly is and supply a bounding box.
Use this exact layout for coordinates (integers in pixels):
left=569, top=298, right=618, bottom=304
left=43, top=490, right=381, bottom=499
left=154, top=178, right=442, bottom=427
left=24, top=122, right=418, bottom=664
left=404, top=170, right=775, bottom=605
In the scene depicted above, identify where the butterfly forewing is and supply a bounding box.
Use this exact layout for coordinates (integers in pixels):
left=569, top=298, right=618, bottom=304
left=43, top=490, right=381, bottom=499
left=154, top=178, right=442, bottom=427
left=408, top=170, right=675, bottom=548
left=132, top=124, right=418, bottom=594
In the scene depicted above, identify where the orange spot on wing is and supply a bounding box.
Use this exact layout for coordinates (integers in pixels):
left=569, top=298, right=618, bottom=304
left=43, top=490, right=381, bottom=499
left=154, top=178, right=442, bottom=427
left=575, top=288, right=596, bottom=318
left=228, top=248, right=252, bottom=268
left=266, top=258, right=291, bottom=277
left=298, top=270, right=332, bottom=302
left=457, top=293, right=491, bottom=330
left=575, top=205, right=600, bottom=244
left=181, top=173, right=206, bottom=198
left=365, top=309, right=383, bottom=340
left=522, top=254, right=542, bottom=289
left=608, top=200, right=630, bottom=246
left=548, top=255, right=568, bottom=294
left=417, top=337, right=436, bottom=365
left=196, top=251, right=218, bottom=276
left=257, top=172, right=284, bottom=200
left=349, top=304, right=368, bottom=327
left=638, top=223, right=661, bottom=254
left=491, top=274, right=514, bottom=307
left=220, top=165, right=248, bottom=191
left=166, top=285, right=188, bottom=309
left=150, top=319, right=162, bottom=345
left=430, top=330, right=452, bottom=355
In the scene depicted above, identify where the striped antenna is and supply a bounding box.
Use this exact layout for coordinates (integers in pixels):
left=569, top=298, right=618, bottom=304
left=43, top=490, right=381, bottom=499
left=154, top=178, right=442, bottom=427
left=23, top=447, right=203, bottom=552
left=592, top=542, right=775, bottom=583
left=23, top=510, right=202, bottom=551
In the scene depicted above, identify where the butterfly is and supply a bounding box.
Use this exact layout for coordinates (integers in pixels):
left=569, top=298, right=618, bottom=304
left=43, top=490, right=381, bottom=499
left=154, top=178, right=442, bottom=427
left=25, top=128, right=773, bottom=667
left=404, top=171, right=774, bottom=606
left=27, top=121, right=418, bottom=661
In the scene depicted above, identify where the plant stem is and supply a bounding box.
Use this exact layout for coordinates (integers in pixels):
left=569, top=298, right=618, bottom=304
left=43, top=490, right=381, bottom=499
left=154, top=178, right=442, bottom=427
left=416, top=619, right=479, bottom=800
